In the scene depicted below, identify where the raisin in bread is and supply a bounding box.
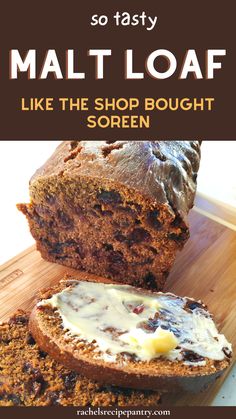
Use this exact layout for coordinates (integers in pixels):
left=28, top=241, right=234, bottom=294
left=18, top=141, right=201, bottom=290
left=29, top=278, right=232, bottom=393
left=0, top=311, right=161, bottom=406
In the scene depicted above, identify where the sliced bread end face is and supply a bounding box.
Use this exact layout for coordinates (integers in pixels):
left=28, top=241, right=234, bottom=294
left=29, top=279, right=232, bottom=393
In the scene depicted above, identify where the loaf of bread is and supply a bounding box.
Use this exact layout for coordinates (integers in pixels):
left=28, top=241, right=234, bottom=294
left=0, top=311, right=160, bottom=406
left=18, top=141, right=201, bottom=290
left=29, top=278, right=232, bottom=393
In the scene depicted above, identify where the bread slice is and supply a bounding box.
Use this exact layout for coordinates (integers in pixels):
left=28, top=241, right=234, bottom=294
left=18, top=140, right=201, bottom=290
left=29, top=278, right=232, bottom=393
left=0, top=311, right=160, bottom=406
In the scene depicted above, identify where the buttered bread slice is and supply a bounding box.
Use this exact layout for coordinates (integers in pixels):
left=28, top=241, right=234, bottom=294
left=29, top=279, right=232, bottom=393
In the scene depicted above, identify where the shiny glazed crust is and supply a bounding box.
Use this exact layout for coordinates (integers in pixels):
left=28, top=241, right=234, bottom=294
left=31, top=141, right=201, bottom=221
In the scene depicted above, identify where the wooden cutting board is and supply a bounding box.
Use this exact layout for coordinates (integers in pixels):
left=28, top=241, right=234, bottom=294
left=0, top=209, right=235, bottom=406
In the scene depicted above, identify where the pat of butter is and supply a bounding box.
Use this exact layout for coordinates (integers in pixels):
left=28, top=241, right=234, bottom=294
left=121, top=327, right=178, bottom=359
left=143, top=328, right=178, bottom=354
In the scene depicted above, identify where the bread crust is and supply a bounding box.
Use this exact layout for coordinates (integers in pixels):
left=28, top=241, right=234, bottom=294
left=29, top=279, right=230, bottom=394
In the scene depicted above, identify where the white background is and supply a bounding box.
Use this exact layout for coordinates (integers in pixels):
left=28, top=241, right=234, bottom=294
left=0, top=140, right=235, bottom=405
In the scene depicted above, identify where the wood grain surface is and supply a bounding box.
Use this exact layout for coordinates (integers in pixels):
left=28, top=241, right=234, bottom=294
left=0, top=209, right=235, bottom=406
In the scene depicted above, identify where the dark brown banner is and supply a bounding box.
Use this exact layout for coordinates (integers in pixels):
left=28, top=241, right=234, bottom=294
left=0, top=1, right=235, bottom=139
